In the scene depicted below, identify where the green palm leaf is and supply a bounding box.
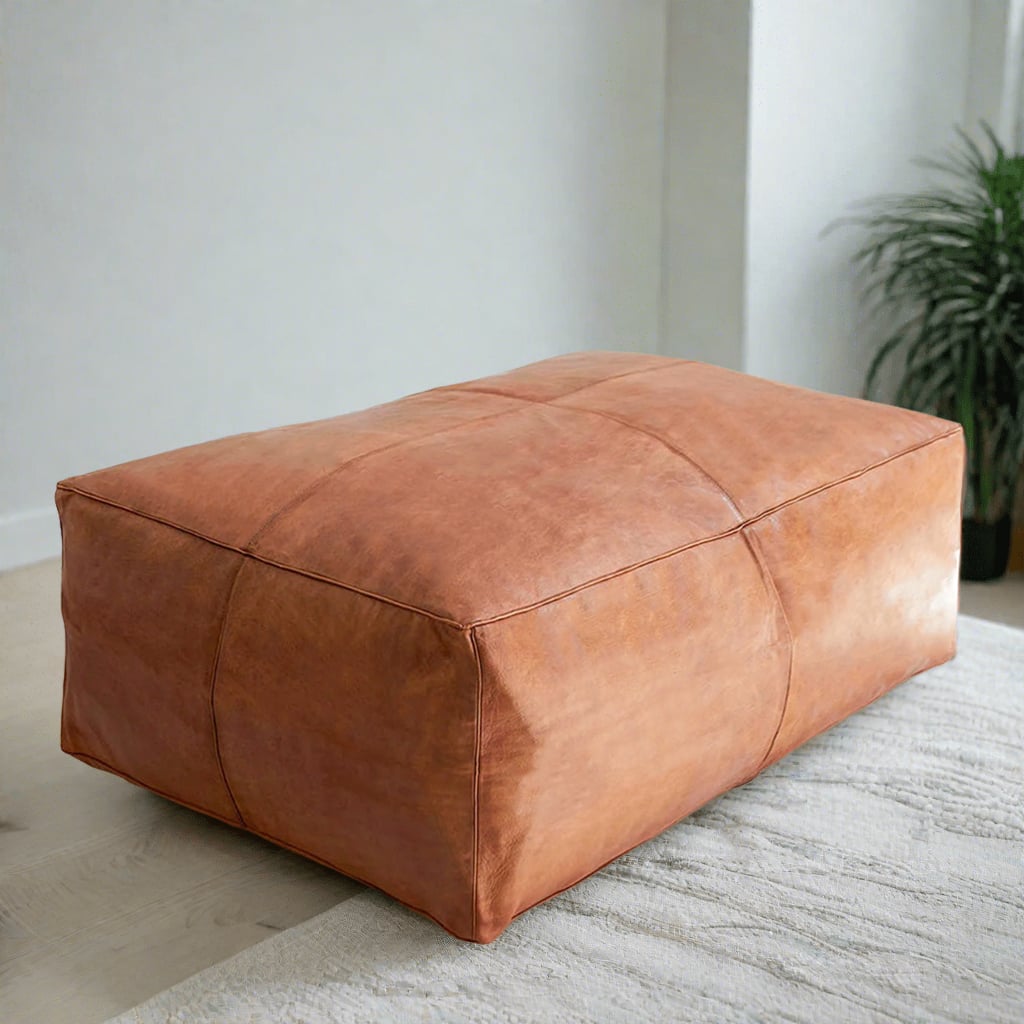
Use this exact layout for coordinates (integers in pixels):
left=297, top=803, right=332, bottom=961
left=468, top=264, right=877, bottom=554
left=836, top=122, right=1024, bottom=523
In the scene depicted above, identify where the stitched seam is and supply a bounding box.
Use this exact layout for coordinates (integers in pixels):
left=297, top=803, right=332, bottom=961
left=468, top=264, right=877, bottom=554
left=206, top=558, right=247, bottom=824
left=62, top=749, right=484, bottom=943
left=447, top=359, right=684, bottom=404
left=468, top=627, right=484, bottom=941
left=558, top=403, right=746, bottom=516
left=740, top=527, right=796, bottom=774
left=438, top=387, right=537, bottom=402
left=554, top=360, right=682, bottom=397
left=468, top=426, right=962, bottom=627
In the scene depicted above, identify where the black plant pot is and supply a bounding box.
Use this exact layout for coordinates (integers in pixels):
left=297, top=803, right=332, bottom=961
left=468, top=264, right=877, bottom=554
left=960, top=515, right=1012, bottom=582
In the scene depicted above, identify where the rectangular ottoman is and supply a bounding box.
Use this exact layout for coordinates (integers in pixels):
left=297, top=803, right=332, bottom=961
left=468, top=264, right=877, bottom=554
left=56, top=351, right=964, bottom=943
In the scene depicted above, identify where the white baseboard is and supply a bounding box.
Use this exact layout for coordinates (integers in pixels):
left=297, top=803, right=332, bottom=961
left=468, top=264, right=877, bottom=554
left=0, top=506, right=61, bottom=571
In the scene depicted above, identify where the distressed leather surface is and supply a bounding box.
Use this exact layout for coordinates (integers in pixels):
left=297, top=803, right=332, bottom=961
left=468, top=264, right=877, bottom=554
left=56, top=351, right=964, bottom=942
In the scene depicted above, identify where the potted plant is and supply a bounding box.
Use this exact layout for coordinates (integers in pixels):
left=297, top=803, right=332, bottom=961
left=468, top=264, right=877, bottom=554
left=842, top=126, right=1024, bottom=580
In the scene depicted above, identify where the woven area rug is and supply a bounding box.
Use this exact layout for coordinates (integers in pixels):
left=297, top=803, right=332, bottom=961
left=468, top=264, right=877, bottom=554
left=108, top=615, right=1023, bottom=1024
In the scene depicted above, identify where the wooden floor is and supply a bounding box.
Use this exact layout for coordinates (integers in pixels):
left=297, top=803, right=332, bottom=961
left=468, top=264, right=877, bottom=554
left=1, top=559, right=1022, bottom=1024
left=0, top=559, right=362, bottom=1024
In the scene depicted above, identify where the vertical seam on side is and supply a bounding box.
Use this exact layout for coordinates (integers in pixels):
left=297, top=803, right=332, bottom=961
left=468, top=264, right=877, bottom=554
left=740, top=527, right=796, bottom=775
left=207, top=556, right=247, bottom=825
left=468, top=625, right=484, bottom=941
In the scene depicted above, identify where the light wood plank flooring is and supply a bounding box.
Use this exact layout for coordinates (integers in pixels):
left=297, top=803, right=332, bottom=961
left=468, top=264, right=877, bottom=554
left=2, top=558, right=1022, bottom=1024
left=0, top=559, right=362, bottom=1024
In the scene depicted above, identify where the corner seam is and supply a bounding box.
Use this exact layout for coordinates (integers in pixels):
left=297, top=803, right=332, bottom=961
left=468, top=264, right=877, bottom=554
left=468, top=626, right=484, bottom=941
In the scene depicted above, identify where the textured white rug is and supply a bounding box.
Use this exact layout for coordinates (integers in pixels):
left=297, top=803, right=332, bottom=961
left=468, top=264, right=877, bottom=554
left=108, top=615, right=1023, bottom=1024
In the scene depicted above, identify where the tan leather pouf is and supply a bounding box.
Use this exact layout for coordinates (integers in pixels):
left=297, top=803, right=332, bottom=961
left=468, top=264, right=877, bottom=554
left=56, top=352, right=963, bottom=942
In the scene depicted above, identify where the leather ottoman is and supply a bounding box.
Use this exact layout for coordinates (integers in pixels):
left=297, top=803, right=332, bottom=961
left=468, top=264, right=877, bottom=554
left=56, top=351, right=963, bottom=942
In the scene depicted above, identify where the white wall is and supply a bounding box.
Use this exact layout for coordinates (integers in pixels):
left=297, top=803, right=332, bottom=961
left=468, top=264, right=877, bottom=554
left=0, top=0, right=1004, bottom=571
left=661, top=0, right=750, bottom=369
left=0, top=0, right=666, bottom=568
left=744, top=0, right=973, bottom=396
left=967, top=0, right=1009, bottom=131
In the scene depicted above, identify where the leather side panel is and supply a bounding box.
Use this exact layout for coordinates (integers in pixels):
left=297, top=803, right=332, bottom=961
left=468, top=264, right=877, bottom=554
left=212, top=560, right=480, bottom=941
left=748, top=430, right=964, bottom=765
left=471, top=532, right=789, bottom=941
left=57, top=489, right=243, bottom=822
